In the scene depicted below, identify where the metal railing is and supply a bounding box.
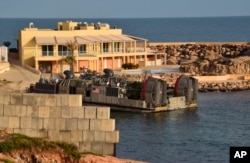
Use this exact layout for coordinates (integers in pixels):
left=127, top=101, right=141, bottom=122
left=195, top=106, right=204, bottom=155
left=37, top=47, right=146, bottom=57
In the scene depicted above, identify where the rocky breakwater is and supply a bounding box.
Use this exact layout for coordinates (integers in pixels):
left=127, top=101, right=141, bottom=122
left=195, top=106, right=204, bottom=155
left=198, top=80, right=250, bottom=92
left=148, top=42, right=250, bottom=75
left=147, top=42, right=250, bottom=91
left=118, top=73, right=250, bottom=92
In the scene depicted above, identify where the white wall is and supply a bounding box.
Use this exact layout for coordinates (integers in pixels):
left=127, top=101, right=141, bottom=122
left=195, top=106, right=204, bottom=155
left=0, top=46, right=8, bottom=62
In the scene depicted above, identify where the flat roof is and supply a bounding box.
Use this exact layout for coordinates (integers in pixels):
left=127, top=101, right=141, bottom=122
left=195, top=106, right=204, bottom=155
left=35, top=34, right=146, bottom=45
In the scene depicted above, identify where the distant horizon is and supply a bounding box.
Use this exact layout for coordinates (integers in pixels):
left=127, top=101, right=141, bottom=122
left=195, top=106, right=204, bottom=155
left=0, top=15, right=249, bottom=19
left=1, top=0, right=249, bottom=19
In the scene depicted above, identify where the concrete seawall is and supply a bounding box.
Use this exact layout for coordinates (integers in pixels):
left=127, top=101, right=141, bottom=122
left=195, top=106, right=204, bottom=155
left=0, top=93, right=119, bottom=156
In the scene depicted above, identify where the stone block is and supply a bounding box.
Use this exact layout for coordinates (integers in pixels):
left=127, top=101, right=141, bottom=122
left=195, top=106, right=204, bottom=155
left=22, top=93, right=34, bottom=105
left=48, top=130, right=60, bottom=141
left=85, top=106, right=97, bottom=119
left=0, top=93, right=10, bottom=105
left=33, top=94, right=46, bottom=106
left=44, top=118, right=56, bottom=130
left=23, top=129, right=37, bottom=137
left=3, top=105, right=19, bottom=116
left=0, top=116, right=8, bottom=128
left=20, top=117, right=32, bottom=129
left=79, top=142, right=91, bottom=152
left=78, top=119, right=89, bottom=130
left=37, top=129, right=48, bottom=138
left=49, top=106, right=62, bottom=118
left=54, top=118, right=66, bottom=130
left=101, top=119, right=115, bottom=131
left=68, top=95, right=82, bottom=107
left=61, top=107, right=71, bottom=118
left=26, top=106, right=39, bottom=117
left=82, top=130, right=94, bottom=142
left=96, top=107, right=110, bottom=119
left=59, top=130, right=71, bottom=142
left=94, top=131, right=106, bottom=142
left=13, top=128, right=25, bottom=135
left=31, top=117, right=44, bottom=129
left=79, top=107, right=85, bottom=119
left=56, top=94, right=69, bottom=107
left=43, top=118, right=49, bottom=129
left=90, top=119, right=102, bottom=131
left=103, top=143, right=115, bottom=155
left=105, top=131, right=119, bottom=143
left=71, top=130, right=83, bottom=142
left=0, top=105, right=3, bottom=116
left=8, top=117, right=20, bottom=128
left=10, top=93, right=23, bottom=105
left=91, top=142, right=103, bottom=154
left=66, top=118, right=78, bottom=130
left=38, top=106, right=50, bottom=118
left=45, top=94, right=57, bottom=106
left=15, top=105, right=27, bottom=117
left=70, top=106, right=84, bottom=118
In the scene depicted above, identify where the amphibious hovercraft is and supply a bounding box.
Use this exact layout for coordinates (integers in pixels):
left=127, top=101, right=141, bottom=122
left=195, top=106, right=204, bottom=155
left=29, top=69, right=198, bottom=113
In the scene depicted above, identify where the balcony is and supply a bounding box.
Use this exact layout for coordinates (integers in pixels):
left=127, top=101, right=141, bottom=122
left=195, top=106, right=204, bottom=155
left=58, top=51, right=72, bottom=56
left=78, top=51, right=97, bottom=57
left=42, top=51, right=54, bottom=56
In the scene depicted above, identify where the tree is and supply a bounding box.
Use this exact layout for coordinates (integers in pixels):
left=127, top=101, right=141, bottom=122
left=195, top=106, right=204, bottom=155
left=66, top=40, right=78, bottom=72
left=3, top=41, right=11, bottom=47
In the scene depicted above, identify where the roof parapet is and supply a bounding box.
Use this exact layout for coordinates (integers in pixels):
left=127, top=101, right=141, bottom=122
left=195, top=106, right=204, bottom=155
left=58, top=21, right=112, bottom=31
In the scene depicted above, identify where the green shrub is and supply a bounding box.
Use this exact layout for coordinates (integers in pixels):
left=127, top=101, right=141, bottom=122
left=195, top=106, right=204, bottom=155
left=0, top=133, right=80, bottom=159
left=0, top=158, right=14, bottom=163
left=122, top=63, right=139, bottom=69
left=244, top=60, right=250, bottom=65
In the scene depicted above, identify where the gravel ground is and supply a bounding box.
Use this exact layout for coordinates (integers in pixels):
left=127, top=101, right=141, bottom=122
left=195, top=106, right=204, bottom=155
left=0, top=63, right=41, bottom=92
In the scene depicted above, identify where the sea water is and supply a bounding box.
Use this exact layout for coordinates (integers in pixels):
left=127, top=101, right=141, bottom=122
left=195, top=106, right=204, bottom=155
left=1, top=16, right=250, bottom=48
left=112, top=91, right=250, bottom=163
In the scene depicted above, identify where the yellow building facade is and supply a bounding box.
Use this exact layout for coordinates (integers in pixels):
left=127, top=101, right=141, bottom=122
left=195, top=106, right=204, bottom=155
left=18, top=21, right=153, bottom=73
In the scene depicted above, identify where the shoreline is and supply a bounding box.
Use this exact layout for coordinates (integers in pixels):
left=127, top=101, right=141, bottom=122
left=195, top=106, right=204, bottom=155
left=1, top=41, right=250, bottom=93
left=148, top=41, right=250, bottom=46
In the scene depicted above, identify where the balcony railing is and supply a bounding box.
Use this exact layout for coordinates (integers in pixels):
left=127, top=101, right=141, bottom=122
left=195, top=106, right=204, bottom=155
left=78, top=51, right=97, bottom=57
left=42, top=51, right=54, bottom=56
left=58, top=51, right=72, bottom=56
left=37, top=47, right=146, bottom=57
left=126, top=47, right=145, bottom=53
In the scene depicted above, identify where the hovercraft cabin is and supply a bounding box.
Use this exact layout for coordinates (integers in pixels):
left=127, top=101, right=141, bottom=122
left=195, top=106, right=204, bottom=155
left=18, top=21, right=160, bottom=73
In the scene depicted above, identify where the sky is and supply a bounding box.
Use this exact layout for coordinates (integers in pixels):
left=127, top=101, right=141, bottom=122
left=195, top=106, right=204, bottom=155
left=0, top=0, right=250, bottom=18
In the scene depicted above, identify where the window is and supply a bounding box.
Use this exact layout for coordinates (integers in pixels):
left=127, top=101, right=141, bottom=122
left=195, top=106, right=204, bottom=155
left=114, top=42, right=120, bottom=52
left=42, top=45, right=53, bottom=56
left=103, top=43, right=109, bottom=53
left=58, top=45, right=72, bottom=56
left=78, top=44, right=86, bottom=54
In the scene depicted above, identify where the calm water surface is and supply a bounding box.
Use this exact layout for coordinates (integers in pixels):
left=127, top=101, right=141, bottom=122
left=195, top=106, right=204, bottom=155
left=111, top=91, right=250, bottom=163
left=1, top=16, right=250, bottom=48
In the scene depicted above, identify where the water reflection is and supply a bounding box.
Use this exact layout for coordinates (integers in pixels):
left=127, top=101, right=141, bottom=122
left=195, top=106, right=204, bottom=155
left=111, top=91, right=250, bottom=163
left=111, top=108, right=199, bottom=162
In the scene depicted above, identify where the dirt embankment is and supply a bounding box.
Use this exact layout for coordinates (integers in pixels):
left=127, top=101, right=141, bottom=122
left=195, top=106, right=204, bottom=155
left=0, top=130, right=147, bottom=163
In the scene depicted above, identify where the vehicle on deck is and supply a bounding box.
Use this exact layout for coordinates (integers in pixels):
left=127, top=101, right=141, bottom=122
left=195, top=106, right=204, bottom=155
left=28, top=69, right=198, bottom=113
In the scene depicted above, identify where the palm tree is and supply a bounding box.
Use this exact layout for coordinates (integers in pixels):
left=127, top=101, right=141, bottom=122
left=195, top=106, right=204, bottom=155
left=66, top=40, right=78, bottom=72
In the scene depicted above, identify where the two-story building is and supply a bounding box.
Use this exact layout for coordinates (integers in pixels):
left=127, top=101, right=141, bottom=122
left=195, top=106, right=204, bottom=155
left=18, top=21, right=158, bottom=73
